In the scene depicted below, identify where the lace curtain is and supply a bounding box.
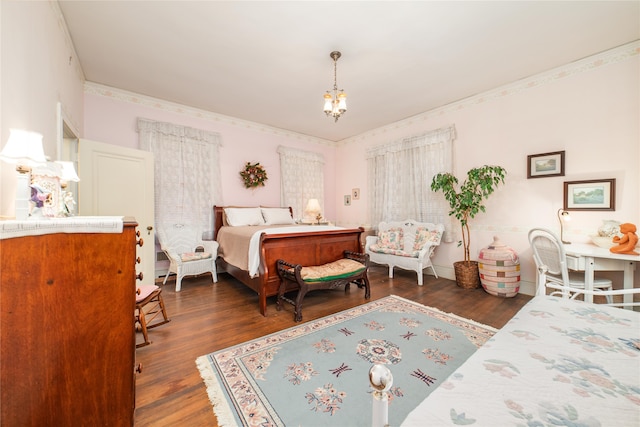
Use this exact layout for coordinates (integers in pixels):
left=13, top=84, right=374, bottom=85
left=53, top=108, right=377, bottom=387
left=277, top=146, right=325, bottom=220
left=137, top=118, right=223, bottom=239
left=366, top=125, right=455, bottom=241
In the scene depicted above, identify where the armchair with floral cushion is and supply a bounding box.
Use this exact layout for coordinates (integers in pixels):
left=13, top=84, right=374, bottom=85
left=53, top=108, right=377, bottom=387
left=365, top=220, right=444, bottom=286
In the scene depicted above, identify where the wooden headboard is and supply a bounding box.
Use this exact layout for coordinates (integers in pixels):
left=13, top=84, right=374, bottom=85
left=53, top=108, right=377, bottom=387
left=213, top=206, right=294, bottom=240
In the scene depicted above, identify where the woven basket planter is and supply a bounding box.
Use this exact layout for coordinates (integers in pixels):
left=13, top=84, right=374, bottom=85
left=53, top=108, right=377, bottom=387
left=453, top=261, right=480, bottom=289
left=478, top=236, right=521, bottom=298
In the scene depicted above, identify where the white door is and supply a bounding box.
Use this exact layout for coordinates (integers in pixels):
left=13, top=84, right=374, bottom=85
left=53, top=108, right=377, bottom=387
left=78, top=139, right=155, bottom=283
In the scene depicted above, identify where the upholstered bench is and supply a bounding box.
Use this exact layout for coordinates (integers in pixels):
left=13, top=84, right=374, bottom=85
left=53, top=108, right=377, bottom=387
left=276, top=251, right=370, bottom=322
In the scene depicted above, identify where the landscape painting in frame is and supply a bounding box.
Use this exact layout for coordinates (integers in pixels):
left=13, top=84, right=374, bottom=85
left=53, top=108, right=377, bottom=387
left=564, top=179, right=615, bottom=211
left=527, top=150, right=565, bottom=178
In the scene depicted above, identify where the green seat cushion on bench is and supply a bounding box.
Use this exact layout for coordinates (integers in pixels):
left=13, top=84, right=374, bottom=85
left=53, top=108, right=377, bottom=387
left=300, top=258, right=365, bottom=282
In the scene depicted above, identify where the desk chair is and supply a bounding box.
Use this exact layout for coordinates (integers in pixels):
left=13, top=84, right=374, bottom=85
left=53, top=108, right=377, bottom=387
left=528, top=228, right=613, bottom=303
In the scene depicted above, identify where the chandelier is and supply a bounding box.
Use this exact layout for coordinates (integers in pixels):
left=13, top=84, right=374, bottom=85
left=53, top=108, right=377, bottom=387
left=323, top=51, right=347, bottom=122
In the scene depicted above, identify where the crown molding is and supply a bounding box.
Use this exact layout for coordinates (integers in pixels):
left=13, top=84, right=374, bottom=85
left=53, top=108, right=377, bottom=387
left=338, top=40, right=640, bottom=146
left=85, top=40, right=638, bottom=148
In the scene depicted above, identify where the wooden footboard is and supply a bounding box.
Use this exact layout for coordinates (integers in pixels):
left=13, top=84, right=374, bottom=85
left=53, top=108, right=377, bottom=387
left=214, top=206, right=363, bottom=316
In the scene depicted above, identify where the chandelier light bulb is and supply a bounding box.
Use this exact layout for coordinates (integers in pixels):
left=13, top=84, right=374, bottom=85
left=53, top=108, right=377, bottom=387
left=323, top=93, right=333, bottom=113
left=337, top=90, right=347, bottom=112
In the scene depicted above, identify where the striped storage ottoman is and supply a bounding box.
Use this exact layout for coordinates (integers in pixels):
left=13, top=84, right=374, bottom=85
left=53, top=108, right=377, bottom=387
left=478, top=236, right=521, bottom=298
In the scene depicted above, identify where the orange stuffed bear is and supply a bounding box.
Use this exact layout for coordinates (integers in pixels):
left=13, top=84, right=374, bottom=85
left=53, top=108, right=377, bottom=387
left=610, top=223, right=639, bottom=256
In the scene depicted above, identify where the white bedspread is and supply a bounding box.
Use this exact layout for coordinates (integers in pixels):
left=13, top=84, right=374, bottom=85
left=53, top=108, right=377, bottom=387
left=401, top=296, right=640, bottom=426
left=247, top=225, right=342, bottom=277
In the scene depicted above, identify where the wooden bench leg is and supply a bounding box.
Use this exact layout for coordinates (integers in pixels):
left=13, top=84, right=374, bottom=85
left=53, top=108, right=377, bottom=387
left=362, top=274, right=371, bottom=299
left=276, top=277, right=286, bottom=312
left=294, top=283, right=310, bottom=322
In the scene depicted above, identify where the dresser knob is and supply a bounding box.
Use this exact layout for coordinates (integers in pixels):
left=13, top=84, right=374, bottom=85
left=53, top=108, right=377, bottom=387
left=136, top=257, right=141, bottom=264
left=136, top=230, right=141, bottom=238
left=135, top=363, right=143, bottom=374
left=137, top=238, right=144, bottom=247
left=136, top=272, right=144, bottom=281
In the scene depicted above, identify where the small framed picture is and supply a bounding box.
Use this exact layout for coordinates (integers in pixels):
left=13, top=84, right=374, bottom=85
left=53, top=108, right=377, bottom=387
left=527, top=150, right=565, bottom=178
left=352, top=188, right=360, bottom=200
left=564, top=179, right=615, bottom=211
left=344, top=195, right=351, bottom=206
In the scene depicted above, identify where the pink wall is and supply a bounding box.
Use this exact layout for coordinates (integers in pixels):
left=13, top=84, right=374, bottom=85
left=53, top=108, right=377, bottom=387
left=83, top=44, right=639, bottom=294
left=83, top=92, right=338, bottom=219
left=336, top=50, right=639, bottom=292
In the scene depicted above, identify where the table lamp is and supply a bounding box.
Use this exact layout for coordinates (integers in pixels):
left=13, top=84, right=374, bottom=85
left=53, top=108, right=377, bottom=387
left=305, top=198, right=322, bottom=224
left=0, top=129, right=46, bottom=220
left=54, top=161, right=80, bottom=216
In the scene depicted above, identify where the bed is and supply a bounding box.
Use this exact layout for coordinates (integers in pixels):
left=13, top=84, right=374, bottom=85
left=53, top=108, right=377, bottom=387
left=401, top=295, right=640, bottom=426
left=213, top=206, right=363, bottom=316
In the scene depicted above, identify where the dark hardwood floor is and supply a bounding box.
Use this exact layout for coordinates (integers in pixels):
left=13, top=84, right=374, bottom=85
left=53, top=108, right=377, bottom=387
left=134, top=264, right=532, bottom=426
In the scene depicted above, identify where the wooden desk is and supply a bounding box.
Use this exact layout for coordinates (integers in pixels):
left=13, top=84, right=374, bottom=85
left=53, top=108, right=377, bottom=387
left=564, top=243, right=638, bottom=307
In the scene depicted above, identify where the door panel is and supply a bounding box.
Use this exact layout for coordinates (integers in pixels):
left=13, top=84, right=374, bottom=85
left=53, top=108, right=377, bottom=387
left=78, top=139, right=155, bottom=283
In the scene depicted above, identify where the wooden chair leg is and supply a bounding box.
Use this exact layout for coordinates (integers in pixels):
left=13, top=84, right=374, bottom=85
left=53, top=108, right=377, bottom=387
left=145, top=293, right=171, bottom=330
left=136, top=308, right=151, bottom=348
left=158, top=293, right=170, bottom=323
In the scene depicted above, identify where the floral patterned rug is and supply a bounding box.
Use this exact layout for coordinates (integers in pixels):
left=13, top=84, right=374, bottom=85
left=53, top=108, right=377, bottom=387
left=196, top=295, right=496, bottom=426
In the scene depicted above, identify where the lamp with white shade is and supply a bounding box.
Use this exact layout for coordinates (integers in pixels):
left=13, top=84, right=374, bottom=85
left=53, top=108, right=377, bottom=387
left=304, top=198, right=323, bottom=224
left=0, top=129, right=46, bottom=220
left=54, top=161, right=80, bottom=216
left=55, top=160, right=80, bottom=184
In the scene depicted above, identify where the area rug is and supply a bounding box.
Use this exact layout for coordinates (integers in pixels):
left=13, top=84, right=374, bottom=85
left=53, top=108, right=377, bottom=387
left=196, top=295, right=497, bottom=426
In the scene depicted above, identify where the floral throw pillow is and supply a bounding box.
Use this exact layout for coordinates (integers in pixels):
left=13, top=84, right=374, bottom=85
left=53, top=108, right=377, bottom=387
left=377, top=228, right=404, bottom=251
left=413, top=228, right=442, bottom=251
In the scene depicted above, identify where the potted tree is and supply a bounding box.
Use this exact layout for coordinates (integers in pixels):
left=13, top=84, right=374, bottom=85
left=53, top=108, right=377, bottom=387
left=431, top=165, right=506, bottom=288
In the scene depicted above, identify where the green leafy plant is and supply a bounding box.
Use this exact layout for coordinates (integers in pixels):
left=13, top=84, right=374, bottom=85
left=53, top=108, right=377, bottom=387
left=431, top=165, right=506, bottom=263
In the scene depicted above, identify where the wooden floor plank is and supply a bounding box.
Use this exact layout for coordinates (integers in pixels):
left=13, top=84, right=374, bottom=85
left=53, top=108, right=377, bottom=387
left=134, top=264, right=532, bottom=426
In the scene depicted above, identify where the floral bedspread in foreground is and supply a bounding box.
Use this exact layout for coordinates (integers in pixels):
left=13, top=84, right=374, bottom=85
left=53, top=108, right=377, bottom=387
left=402, top=295, right=640, bottom=426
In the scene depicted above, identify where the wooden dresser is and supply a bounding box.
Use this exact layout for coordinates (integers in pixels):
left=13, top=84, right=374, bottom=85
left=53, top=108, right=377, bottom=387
left=0, top=217, right=140, bottom=426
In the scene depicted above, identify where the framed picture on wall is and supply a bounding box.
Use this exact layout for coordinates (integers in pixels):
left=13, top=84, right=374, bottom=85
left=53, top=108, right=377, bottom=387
left=527, top=150, right=565, bottom=178
left=352, top=188, right=360, bottom=200
left=564, top=179, right=615, bottom=211
left=344, top=195, right=351, bottom=206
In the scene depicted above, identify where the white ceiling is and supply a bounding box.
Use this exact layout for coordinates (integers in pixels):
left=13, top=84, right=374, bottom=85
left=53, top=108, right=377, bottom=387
left=58, top=1, right=640, bottom=142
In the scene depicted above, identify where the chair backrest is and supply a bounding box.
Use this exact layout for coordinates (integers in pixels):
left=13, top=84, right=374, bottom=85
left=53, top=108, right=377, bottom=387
left=157, top=223, right=203, bottom=254
left=528, top=228, right=570, bottom=292
left=377, top=220, right=444, bottom=253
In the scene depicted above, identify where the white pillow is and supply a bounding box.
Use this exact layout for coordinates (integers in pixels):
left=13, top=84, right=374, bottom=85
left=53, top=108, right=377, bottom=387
left=261, top=207, right=295, bottom=225
left=224, top=207, right=265, bottom=226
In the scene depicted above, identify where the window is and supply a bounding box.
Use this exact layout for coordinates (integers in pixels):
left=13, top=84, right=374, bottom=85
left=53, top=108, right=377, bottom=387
left=138, top=118, right=223, bottom=238
left=366, top=125, right=455, bottom=239
left=278, top=146, right=325, bottom=220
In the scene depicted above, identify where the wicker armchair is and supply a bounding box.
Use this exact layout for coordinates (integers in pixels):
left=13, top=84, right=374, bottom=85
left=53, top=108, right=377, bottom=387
left=157, top=223, right=218, bottom=292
